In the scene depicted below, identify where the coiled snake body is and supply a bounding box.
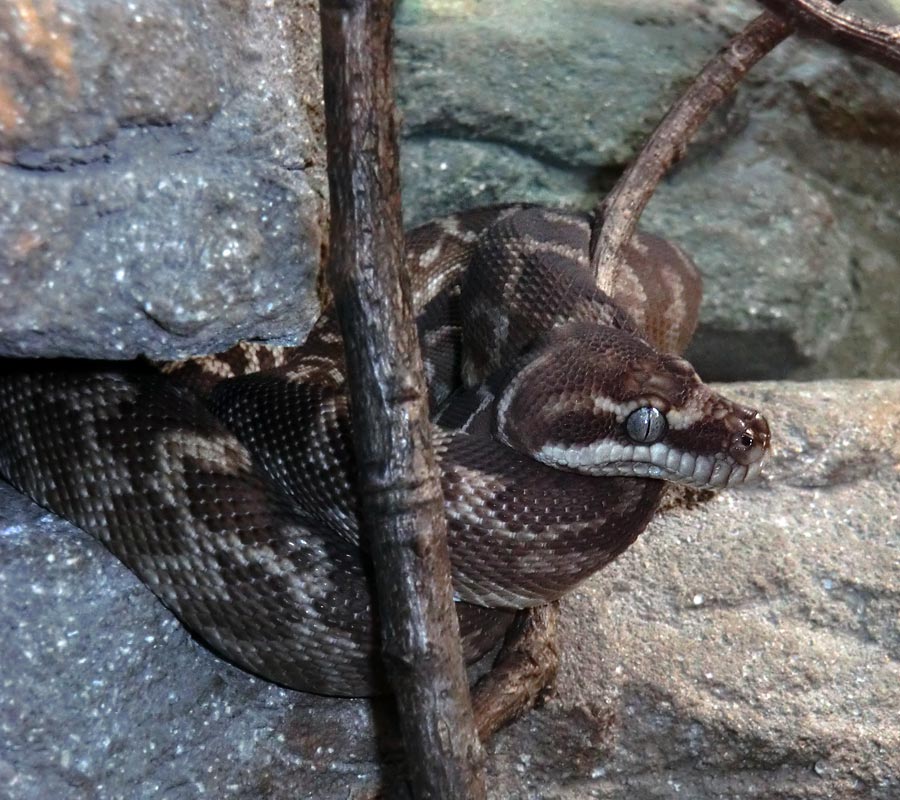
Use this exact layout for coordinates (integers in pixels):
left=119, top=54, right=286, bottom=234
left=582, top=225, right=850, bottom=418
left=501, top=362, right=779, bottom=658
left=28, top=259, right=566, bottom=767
left=0, top=205, right=770, bottom=696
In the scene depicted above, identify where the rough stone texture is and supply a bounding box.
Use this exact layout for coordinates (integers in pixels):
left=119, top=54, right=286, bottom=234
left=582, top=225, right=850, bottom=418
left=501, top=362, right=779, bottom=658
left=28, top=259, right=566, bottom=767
left=486, top=379, right=900, bottom=799
left=0, top=0, right=326, bottom=360
left=2, top=0, right=898, bottom=377
left=396, top=0, right=900, bottom=381
left=0, top=485, right=393, bottom=800
left=2, top=2, right=898, bottom=798
left=2, top=380, right=898, bottom=798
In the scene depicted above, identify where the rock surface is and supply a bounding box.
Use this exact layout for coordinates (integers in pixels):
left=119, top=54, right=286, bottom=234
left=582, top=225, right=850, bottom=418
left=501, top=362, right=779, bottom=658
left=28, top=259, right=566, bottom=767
left=0, top=0, right=326, bottom=360
left=1, top=1, right=898, bottom=795
left=396, top=0, right=900, bottom=381
left=2, top=379, right=898, bottom=798
left=486, top=379, right=900, bottom=799
left=0, top=484, right=394, bottom=800
left=1, top=0, right=898, bottom=377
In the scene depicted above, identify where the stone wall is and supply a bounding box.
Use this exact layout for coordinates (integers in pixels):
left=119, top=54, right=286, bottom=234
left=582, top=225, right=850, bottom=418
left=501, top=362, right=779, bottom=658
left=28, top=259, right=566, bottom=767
left=1, top=0, right=898, bottom=377
left=395, top=0, right=900, bottom=381
left=0, top=0, right=326, bottom=360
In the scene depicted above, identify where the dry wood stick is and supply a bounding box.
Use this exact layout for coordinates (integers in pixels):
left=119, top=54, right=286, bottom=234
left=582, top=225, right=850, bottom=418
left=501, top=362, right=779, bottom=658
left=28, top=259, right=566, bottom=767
left=470, top=604, right=561, bottom=742
left=589, top=8, right=801, bottom=287
left=592, top=0, right=896, bottom=284
left=318, top=0, right=485, bottom=797
left=758, top=0, right=900, bottom=75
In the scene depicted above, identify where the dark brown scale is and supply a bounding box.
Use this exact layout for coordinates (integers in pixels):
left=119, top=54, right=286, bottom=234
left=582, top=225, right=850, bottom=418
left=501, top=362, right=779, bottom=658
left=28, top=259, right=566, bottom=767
left=458, top=206, right=695, bottom=388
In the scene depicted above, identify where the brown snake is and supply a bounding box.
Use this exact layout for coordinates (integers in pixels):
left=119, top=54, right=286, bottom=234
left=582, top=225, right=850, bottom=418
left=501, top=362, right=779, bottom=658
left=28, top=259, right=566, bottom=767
left=0, top=204, right=770, bottom=697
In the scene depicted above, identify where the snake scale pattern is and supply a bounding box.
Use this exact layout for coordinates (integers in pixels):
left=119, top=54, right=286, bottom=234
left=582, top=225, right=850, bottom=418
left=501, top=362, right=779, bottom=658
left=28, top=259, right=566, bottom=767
left=0, top=204, right=770, bottom=697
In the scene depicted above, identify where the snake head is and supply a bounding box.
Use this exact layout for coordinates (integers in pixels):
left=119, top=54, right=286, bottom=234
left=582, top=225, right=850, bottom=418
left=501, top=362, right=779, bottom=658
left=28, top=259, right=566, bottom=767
left=493, top=323, right=770, bottom=488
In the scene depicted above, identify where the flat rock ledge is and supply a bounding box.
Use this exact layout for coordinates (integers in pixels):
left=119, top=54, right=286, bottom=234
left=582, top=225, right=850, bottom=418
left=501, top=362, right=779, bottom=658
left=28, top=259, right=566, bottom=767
left=1, top=379, right=898, bottom=799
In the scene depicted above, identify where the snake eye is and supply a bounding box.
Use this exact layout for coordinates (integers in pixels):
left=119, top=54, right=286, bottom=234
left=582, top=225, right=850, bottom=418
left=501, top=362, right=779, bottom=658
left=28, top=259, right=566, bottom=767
left=625, top=406, right=667, bottom=444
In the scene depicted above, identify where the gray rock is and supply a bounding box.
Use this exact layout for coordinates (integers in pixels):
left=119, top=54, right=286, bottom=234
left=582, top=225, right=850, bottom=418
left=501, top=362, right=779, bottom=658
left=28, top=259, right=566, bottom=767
left=0, top=487, right=391, bottom=800
left=3, top=379, right=898, bottom=798
left=3, top=0, right=898, bottom=378
left=648, top=139, right=856, bottom=381
left=396, top=0, right=730, bottom=170
left=0, top=0, right=326, bottom=360
left=487, top=379, right=900, bottom=799
left=396, top=0, right=900, bottom=381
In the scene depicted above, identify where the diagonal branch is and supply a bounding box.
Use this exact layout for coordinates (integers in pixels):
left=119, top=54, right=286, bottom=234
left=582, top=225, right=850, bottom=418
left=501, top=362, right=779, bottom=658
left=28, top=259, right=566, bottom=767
left=758, top=0, right=900, bottom=75
left=317, top=0, right=485, bottom=797
left=590, top=0, right=900, bottom=288
left=470, top=604, right=561, bottom=742
left=589, top=8, right=799, bottom=290
left=592, top=0, right=897, bottom=287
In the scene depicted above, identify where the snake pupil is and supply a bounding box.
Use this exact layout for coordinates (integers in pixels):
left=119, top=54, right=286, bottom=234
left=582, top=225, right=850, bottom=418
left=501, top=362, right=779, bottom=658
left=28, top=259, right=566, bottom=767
left=625, top=406, right=667, bottom=444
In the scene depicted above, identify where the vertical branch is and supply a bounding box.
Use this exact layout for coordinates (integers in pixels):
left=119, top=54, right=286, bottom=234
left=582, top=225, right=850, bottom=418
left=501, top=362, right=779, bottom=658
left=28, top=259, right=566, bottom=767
left=317, top=1, right=486, bottom=798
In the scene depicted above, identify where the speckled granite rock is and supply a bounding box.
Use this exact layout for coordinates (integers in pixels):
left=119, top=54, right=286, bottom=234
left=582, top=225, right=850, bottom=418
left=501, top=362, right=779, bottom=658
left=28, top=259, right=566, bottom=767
left=396, top=0, right=900, bottom=381
left=0, top=485, right=392, bottom=800
left=2, top=380, right=898, bottom=798
left=0, top=0, right=326, bottom=360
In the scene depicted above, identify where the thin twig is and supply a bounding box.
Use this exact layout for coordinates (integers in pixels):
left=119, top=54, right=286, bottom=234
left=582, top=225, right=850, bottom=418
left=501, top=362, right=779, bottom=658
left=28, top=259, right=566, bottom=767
left=589, top=9, right=799, bottom=288
left=758, top=0, right=900, bottom=75
left=317, top=0, right=486, bottom=797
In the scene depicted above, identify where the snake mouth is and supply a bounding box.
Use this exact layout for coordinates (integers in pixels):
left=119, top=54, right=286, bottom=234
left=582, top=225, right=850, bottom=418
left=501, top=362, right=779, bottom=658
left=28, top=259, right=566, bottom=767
left=608, top=451, right=765, bottom=488
left=536, top=441, right=766, bottom=489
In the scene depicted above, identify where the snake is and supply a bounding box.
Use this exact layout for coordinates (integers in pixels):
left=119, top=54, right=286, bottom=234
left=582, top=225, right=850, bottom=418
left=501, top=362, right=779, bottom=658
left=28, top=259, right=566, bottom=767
left=0, top=204, right=770, bottom=697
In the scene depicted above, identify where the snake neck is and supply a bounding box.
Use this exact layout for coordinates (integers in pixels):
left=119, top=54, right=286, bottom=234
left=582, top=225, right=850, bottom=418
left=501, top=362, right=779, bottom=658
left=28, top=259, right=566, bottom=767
left=434, top=423, right=665, bottom=608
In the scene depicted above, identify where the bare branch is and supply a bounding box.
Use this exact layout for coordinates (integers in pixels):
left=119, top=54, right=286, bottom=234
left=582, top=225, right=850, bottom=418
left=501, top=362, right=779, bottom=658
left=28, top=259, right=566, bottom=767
left=590, top=0, right=900, bottom=285
left=471, top=605, right=561, bottom=742
left=590, top=9, right=797, bottom=289
left=758, top=0, right=900, bottom=75
left=317, top=0, right=485, bottom=796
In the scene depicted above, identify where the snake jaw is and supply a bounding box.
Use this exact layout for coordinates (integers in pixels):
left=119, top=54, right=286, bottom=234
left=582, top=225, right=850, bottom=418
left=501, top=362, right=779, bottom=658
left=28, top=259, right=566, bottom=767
left=534, top=438, right=767, bottom=488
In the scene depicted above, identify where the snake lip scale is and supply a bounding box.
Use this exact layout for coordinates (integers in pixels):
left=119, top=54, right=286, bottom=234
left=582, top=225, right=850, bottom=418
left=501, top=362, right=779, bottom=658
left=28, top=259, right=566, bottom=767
left=0, top=204, right=771, bottom=697
left=535, top=440, right=765, bottom=487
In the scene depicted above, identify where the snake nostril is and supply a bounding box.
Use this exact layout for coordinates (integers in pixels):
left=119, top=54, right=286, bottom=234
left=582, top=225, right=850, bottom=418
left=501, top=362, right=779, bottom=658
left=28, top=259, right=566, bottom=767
left=729, top=413, right=771, bottom=465
left=752, top=412, right=771, bottom=449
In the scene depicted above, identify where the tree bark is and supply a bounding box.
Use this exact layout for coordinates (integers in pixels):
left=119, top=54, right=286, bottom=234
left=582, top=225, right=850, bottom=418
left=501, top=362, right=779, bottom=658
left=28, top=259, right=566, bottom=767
left=318, top=1, right=486, bottom=797
left=470, top=604, right=561, bottom=742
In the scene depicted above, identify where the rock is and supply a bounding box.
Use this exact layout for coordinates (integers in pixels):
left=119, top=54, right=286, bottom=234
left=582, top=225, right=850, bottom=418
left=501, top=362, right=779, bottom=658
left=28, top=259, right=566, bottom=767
left=0, top=0, right=326, bottom=360
left=647, top=141, right=855, bottom=382
left=396, top=0, right=900, bottom=381
left=0, top=486, right=391, bottom=800
left=3, top=379, right=898, bottom=798
left=2, top=3, right=899, bottom=790
left=487, top=379, right=900, bottom=799
left=3, top=0, right=897, bottom=378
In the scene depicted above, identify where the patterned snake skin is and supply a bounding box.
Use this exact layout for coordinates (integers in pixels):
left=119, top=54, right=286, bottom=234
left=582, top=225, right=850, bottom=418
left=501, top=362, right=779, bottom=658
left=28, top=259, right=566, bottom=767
left=0, top=205, right=770, bottom=697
